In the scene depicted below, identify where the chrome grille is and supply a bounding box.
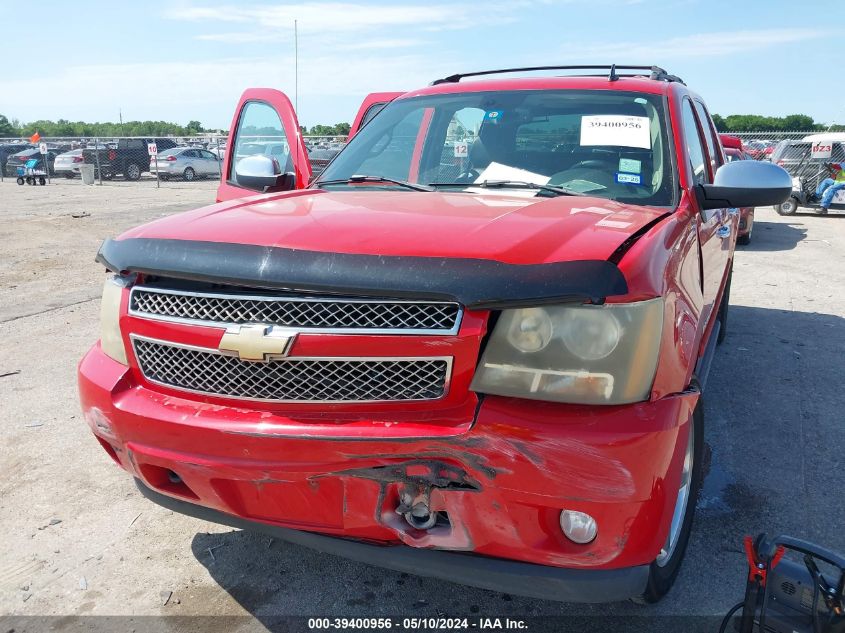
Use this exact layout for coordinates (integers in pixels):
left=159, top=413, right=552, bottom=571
left=132, top=337, right=451, bottom=403
left=130, top=287, right=461, bottom=334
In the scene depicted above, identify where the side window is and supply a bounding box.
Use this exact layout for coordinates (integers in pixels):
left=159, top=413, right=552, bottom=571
left=230, top=101, right=290, bottom=184
left=693, top=100, right=722, bottom=176
left=681, top=100, right=709, bottom=185
left=127, top=139, right=143, bottom=150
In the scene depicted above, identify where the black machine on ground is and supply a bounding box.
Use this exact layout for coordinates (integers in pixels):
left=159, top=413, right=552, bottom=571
left=720, top=535, right=845, bottom=633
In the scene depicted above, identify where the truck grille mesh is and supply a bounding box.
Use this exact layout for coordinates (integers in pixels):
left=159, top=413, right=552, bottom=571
left=133, top=338, right=450, bottom=402
left=130, top=288, right=460, bottom=332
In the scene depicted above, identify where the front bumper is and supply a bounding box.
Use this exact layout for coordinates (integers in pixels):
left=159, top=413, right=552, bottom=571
left=79, top=344, right=698, bottom=602
left=136, top=477, right=649, bottom=603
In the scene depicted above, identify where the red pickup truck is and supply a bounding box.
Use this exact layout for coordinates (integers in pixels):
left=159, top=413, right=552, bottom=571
left=78, top=65, right=790, bottom=603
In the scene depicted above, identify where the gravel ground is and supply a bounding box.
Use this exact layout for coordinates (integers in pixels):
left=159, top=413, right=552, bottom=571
left=1, top=179, right=844, bottom=632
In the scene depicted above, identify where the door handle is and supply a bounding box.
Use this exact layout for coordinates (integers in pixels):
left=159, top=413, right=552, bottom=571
left=717, top=225, right=731, bottom=239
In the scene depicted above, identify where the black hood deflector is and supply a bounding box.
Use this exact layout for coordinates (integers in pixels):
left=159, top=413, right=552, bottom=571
left=96, top=238, right=628, bottom=309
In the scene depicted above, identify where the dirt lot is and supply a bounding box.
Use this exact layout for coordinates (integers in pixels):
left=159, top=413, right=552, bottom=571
left=1, top=179, right=844, bottom=631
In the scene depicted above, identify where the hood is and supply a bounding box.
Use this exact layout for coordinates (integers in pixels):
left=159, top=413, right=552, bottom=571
left=119, top=190, right=668, bottom=265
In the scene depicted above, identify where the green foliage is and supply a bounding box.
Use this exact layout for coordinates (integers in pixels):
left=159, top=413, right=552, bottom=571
left=712, top=113, right=824, bottom=132
left=0, top=115, right=207, bottom=138
left=307, top=123, right=350, bottom=137
left=0, top=114, right=15, bottom=136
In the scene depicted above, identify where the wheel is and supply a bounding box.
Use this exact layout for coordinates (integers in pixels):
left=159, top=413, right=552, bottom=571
left=716, top=268, right=731, bottom=345
left=634, top=399, right=704, bottom=603
left=39, top=177, right=46, bottom=185
left=16, top=177, right=24, bottom=185
left=26, top=176, right=34, bottom=185
left=182, top=167, right=195, bottom=181
left=124, top=162, right=141, bottom=181
left=737, top=214, right=753, bottom=245
left=776, top=197, right=798, bottom=215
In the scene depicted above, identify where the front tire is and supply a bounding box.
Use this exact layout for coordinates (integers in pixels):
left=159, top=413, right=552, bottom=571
left=124, top=162, right=141, bottom=181
left=182, top=167, right=195, bottom=181
left=776, top=197, right=798, bottom=215
left=635, top=399, right=704, bottom=603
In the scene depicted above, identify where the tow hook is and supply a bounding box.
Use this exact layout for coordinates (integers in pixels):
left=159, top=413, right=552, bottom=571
left=396, top=490, right=439, bottom=530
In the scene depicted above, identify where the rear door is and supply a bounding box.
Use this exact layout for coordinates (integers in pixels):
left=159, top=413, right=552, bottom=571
left=349, top=92, right=403, bottom=139
left=217, top=88, right=310, bottom=202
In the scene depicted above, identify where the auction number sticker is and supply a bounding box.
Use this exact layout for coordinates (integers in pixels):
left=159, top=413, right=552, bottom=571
left=812, top=142, right=832, bottom=159
left=581, top=115, right=650, bottom=149
left=454, top=142, right=469, bottom=158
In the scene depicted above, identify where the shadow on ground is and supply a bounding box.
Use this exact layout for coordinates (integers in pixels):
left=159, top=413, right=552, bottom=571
left=743, top=219, right=807, bottom=251
left=188, top=305, right=845, bottom=631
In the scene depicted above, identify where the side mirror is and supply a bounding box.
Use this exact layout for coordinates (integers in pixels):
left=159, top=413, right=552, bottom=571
left=234, top=154, right=295, bottom=192
left=698, top=160, right=792, bottom=210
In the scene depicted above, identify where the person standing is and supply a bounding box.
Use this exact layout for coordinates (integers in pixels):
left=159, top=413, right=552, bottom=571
left=813, top=162, right=845, bottom=214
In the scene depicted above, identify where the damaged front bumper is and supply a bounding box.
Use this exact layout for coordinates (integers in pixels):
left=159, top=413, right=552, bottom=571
left=79, top=344, right=698, bottom=603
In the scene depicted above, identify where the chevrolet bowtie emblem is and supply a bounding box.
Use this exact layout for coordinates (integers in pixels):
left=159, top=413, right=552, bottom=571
left=218, top=324, right=297, bottom=361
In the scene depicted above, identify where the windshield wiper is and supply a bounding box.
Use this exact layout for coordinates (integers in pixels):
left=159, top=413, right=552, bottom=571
left=429, top=180, right=579, bottom=197
left=315, top=175, right=434, bottom=192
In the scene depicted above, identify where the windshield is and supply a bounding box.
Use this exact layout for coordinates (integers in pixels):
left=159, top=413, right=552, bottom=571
left=318, top=89, right=674, bottom=205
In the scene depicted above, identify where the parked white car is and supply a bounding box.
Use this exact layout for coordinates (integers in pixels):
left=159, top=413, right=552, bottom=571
left=53, top=149, right=85, bottom=178
left=149, top=147, right=222, bottom=181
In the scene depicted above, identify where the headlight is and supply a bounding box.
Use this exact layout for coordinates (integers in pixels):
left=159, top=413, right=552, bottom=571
left=100, top=274, right=130, bottom=365
left=471, top=299, right=664, bottom=405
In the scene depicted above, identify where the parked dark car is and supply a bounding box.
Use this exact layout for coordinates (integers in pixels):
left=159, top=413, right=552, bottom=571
left=82, top=137, right=178, bottom=180
left=0, top=143, right=33, bottom=175
left=3, top=147, right=63, bottom=177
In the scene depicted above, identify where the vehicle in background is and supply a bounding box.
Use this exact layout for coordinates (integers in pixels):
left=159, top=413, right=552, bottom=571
left=722, top=147, right=755, bottom=244
left=149, top=147, right=221, bottom=181
left=3, top=147, right=62, bottom=177
left=306, top=146, right=341, bottom=178
left=772, top=133, right=845, bottom=215
left=207, top=143, right=227, bottom=159
left=54, top=149, right=85, bottom=178
left=82, top=137, right=178, bottom=180
left=0, top=142, right=33, bottom=175
left=745, top=139, right=775, bottom=160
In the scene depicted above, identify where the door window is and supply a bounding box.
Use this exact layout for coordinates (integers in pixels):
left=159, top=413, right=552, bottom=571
left=681, top=100, right=709, bottom=185
left=693, top=100, right=722, bottom=177
left=230, top=101, right=291, bottom=186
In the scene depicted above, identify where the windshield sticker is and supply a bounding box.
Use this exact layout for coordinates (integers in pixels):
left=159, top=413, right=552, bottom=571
left=454, top=141, right=469, bottom=158
left=619, top=158, right=642, bottom=174
left=615, top=172, right=642, bottom=185
left=486, top=110, right=502, bottom=122
left=580, top=115, right=651, bottom=149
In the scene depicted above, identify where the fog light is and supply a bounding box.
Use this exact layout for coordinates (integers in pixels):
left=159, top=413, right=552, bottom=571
left=560, top=510, right=597, bottom=544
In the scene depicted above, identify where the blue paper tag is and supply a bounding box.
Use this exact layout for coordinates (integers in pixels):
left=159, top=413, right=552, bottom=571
left=615, top=172, right=642, bottom=185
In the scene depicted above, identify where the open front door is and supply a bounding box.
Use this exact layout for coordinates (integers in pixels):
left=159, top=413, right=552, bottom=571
left=217, top=88, right=311, bottom=202
left=349, top=92, right=403, bottom=139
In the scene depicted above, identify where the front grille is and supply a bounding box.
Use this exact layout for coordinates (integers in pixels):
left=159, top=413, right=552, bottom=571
left=132, top=337, right=451, bottom=402
left=130, top=287, right=461, bottom=333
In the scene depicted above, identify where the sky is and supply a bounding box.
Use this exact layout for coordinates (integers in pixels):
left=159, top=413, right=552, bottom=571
left=0, top=0, right=840, bottom=130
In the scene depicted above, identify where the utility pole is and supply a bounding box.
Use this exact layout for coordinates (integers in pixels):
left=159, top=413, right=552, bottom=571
left=294, top=19, right=299, bottom=113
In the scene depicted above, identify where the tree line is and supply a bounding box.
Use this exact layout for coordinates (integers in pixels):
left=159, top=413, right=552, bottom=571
left=0, top=115, right=206, bottom=138
left=3, top=113, right=843, bottom=139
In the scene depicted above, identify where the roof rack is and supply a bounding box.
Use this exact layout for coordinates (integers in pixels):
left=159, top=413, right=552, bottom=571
left=430, top=65, right=685, bottom=86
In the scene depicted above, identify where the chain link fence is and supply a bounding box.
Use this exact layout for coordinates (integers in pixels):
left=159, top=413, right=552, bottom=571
left=0, top=135, right=347, bottom=186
